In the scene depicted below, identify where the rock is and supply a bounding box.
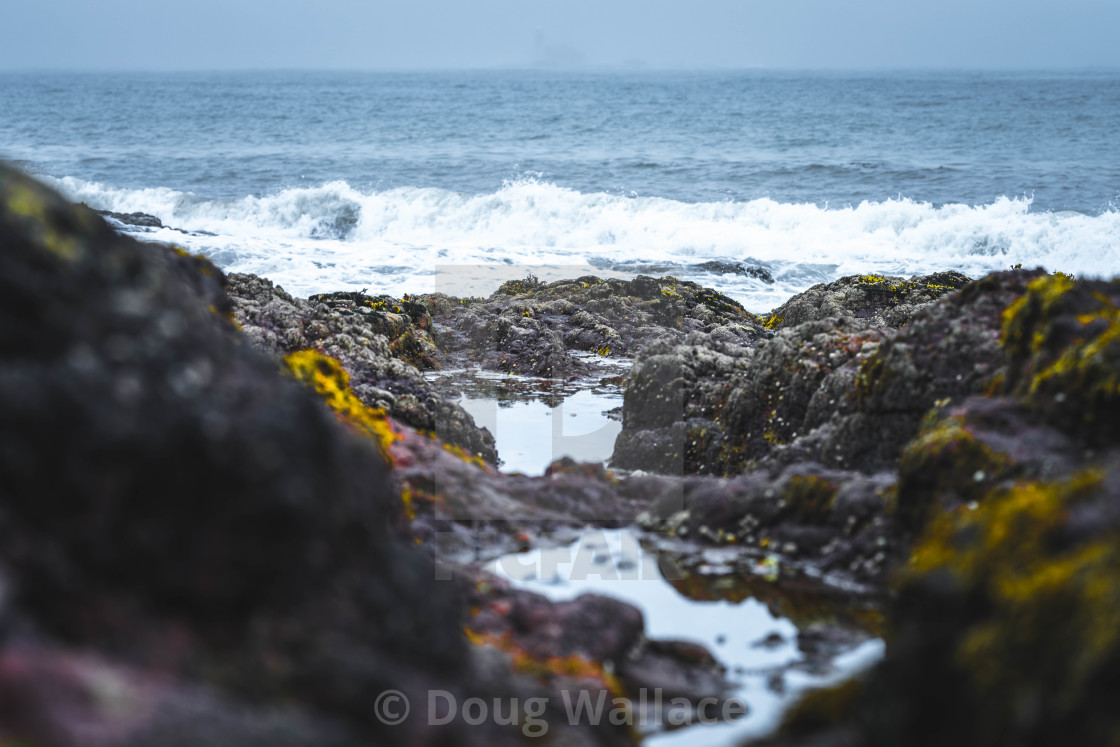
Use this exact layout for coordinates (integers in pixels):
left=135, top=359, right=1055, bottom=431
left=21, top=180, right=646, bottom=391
left=757, top=273, right=1120, bottom=747
left=422, top=274, right=768, bottom=375
left=614, top=270, right=1042, bottom=476
left=893, top=395, right=1079, bottom=532
left=805, top=269, right=1037, bottom=472
left=762, top=271, right=971, bottom=330
left=0, top=165, right=408, bottom=627
left=466, top=580, right=734, bottom=730
left=0, top=644, right=365, bottom=747
left=388, top=417, right=646, bottom=554
left=226, top=272, right=498, bottom=464
left=88, top=206, right=165, bottom=229
left=1000, top=271, right=1120, bottom=444
left=470, top=589, right=644, bottom=665
left=634, top=464, right=899, bottom=586
left=838, top=459, right=1120, bottom=747
left=691, top=260, right=775, bottom=283
left=612, top=317, right=887, bottom=474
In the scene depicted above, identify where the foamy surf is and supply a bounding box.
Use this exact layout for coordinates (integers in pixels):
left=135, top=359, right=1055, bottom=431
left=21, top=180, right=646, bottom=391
left=49, top=175, right=1120, bottom=314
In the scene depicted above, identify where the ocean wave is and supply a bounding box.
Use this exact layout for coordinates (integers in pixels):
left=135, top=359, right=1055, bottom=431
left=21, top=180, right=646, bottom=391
left=47, top=175, right=1120, bottom=311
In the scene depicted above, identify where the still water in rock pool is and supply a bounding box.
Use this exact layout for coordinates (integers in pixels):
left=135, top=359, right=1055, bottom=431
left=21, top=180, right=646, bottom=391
left=429, top=361, right=626, bottom=475
left=440, top=367, right=884, bottom=742
left=486, top=530, right=884, bottom=745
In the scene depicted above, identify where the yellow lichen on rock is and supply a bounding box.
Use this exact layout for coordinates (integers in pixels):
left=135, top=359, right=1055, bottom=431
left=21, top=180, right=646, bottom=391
left=999, top=272, right=1120, bottom=442
left=440, top=442, right=490, bottom=470
left=895, top=413, right=1015, bottom=529
left=762, top=313, right=783, bottom=330
left=283, top=349, right=401, bottom=461
left=1000, top=272, right=1079, bottom=360
left=2, top=180, right=84, bottom=261
left=902, top=470, right=1120, bottom=724
left=1030, top=319, right=1120, bottom=412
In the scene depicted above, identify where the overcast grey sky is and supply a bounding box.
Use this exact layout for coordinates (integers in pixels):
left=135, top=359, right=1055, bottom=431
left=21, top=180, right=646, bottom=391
left=3, top=0, right=1119, bottom=71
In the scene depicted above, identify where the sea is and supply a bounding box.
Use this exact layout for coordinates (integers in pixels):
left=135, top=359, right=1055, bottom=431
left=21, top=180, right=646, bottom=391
left=3, top=69, right=1119, bottom=313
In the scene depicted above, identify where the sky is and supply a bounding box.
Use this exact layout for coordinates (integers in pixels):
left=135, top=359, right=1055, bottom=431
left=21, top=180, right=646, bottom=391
left=2, top=0, right=1119, bottom=71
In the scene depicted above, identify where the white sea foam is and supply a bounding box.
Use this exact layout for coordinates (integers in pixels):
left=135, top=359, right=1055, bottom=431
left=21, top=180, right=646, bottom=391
left=49, top=175, right=1120, bottom=313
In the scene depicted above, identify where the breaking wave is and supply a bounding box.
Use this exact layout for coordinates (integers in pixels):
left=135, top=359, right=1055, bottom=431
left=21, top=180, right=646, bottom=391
left=49, top=175, right=1120, bottom=313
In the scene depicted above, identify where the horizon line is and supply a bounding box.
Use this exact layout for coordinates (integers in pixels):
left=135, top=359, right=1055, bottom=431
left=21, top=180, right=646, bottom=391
left=2, top=64, right=1119, bottom=75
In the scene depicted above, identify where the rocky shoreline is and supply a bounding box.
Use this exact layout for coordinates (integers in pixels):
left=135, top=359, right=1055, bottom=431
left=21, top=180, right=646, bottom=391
left=5, top=163, right=1120, bottom=746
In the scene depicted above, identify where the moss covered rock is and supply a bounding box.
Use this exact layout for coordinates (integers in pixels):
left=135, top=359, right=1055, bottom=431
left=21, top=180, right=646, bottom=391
left=759, top=272, right=1120, bottom=747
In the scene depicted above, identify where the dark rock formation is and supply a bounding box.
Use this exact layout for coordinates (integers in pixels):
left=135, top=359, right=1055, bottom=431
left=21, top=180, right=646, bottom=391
left=0, top=167, right=411, bottom=627
left=226, top=272, right=498, bottom=464
left=613, top=270, right=1040, bottom=476
left=421, top=274, right=768, bottom=376
left=87, top=206, right=165, bottom=229
left=755, top=272, right=1120, bottom=747
left=692, top=260, right=775, bottom=283
left=634, top=464, right=899, bottom=585
left=612, top=318, right=886, bottom=474
left=762, top=271, right=971, bottom=330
